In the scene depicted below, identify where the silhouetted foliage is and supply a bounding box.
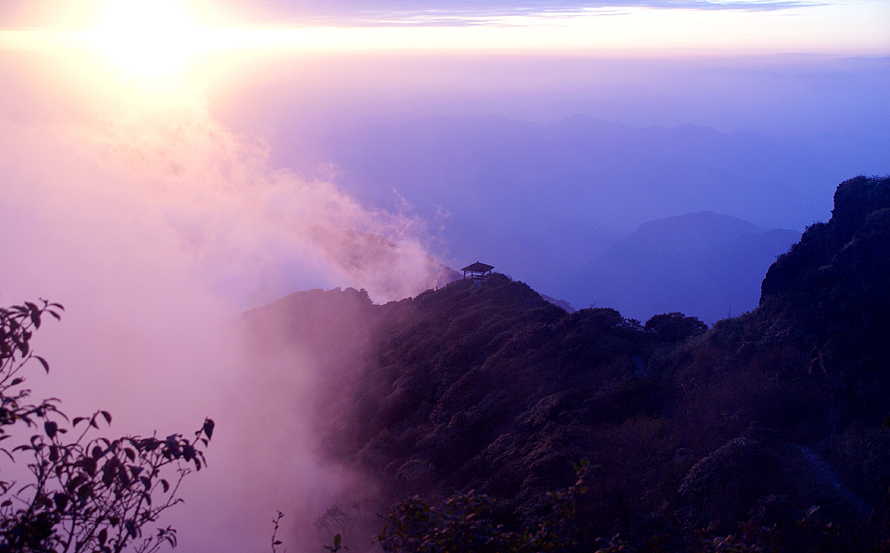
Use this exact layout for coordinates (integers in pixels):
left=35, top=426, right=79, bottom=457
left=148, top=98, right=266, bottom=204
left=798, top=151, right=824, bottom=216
left=0, top=300, right=213, bottom=553
left=378, top=460, right=589, bottom=553
left=761, top=175, right=890, bottom=424
left=645, top=313, right=707, bottom=343
left=249, top=176, right=890, bottom=552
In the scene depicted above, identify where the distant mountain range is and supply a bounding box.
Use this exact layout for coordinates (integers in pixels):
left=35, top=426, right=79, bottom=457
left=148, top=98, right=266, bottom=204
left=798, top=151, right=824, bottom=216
left=278, top=114, right=871, bottom=315
left=292, top=114, right=861, bottom=233
left=578, top=211, right=800, bottom=323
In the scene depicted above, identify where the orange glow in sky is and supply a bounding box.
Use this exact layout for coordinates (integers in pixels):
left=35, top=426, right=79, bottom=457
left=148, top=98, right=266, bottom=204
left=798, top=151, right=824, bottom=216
left=0, top=0, right=886, bottom=87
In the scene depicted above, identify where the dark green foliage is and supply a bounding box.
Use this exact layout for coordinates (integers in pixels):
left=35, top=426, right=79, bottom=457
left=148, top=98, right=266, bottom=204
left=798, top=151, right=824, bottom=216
left=378, top=460, right=589, bottom=553
left=822, top=426, right=890, bottom=506
left=761, top=175, right=890, bottom=424
left=327, top=277, right=663, bottom=513
left=251, top=176, right=890, bottom=552
left=0, top=300, right=213, bottom=553
left=645, top=313, right=708, bottom=343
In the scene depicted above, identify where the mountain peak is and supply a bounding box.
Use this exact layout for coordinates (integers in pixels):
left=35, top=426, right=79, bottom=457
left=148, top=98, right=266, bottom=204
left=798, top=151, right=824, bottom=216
left=601, top=211, right=771, bottom=263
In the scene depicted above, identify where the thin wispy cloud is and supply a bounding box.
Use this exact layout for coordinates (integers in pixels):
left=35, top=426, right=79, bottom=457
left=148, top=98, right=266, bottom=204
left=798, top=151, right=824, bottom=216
left=245, top=0, right=821, bottom=26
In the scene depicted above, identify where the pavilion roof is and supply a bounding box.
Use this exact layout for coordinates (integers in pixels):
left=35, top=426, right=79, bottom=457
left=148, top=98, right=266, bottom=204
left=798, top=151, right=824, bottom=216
left=462, top=261, right=494, bottom=273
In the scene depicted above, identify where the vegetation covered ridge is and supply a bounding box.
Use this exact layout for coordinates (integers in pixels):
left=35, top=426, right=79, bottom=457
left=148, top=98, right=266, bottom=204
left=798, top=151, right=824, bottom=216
left=247, top=175, right=890, bottom=552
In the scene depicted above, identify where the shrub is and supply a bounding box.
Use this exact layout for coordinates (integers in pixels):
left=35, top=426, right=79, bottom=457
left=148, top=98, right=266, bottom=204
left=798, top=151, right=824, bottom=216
left=0, top=300, right=213, bottom=553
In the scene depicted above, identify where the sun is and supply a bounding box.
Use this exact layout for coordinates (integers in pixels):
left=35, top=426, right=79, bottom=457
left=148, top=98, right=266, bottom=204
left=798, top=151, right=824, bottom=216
left=90, top=0, right=204, bottom=79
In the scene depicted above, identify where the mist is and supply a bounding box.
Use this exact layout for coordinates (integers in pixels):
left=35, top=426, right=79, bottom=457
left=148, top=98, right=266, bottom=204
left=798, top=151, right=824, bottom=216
left=0, top=47, right=451, bottom=552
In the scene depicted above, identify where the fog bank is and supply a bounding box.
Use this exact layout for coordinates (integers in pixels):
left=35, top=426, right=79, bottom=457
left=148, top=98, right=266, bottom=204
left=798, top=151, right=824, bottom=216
left=0, top=50, right=449, bottom=552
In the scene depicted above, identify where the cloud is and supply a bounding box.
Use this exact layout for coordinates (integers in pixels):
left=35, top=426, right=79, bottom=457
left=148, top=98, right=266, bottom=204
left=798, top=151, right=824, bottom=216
left=1, top=82, right=447, bottom=303
left=231, top=0, right=820, bottom=26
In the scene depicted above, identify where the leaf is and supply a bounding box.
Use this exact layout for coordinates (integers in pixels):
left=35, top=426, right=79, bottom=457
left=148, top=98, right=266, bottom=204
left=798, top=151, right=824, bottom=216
left=34, top=356, right=49, bottom=373
left=53, top=492, right=69, bottom=511
left=73, top=417, right=86, bottom=427
left=102, top=467, right=115, bottom=487
left=806, top=505, right=821, bottom=520
left=203, top=419, right=215, bottom=440
left=98, top=528, right=108, bottom=546
left=44, top=421, right=58, bottom=439
left=29, top=309, right=41, bottom=329
left=101, top=411, right=112, bottom=424
left=77, top=483, right=92, bottom=499
left=35, top=493, right=53, bottom=508
left=83, top=457, right=96, bottom=476
left=24, top=301, right=39, bottom=318
left=67, top=475, right=86, bottom=491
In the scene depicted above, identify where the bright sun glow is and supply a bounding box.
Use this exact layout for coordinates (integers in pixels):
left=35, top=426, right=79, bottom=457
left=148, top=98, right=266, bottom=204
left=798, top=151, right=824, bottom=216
left=90, top=0, right=204, bottom=79
left=0, top=0, right=886, bottom=81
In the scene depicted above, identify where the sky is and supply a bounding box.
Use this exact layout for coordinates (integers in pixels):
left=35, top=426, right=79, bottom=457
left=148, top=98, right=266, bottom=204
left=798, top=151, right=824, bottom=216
left=0, top=0, right=888, bottom=551
left=1, top=0, right=888, bottom=55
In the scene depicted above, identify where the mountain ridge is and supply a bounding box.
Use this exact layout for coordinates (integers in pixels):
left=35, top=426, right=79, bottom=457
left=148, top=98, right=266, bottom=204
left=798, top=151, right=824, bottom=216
left=244, top=175, right=890, bottom=552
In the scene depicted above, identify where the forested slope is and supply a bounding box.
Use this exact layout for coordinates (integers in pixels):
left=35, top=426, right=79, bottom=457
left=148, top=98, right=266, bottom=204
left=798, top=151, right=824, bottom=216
left=248, top=175, right=890, bottom=552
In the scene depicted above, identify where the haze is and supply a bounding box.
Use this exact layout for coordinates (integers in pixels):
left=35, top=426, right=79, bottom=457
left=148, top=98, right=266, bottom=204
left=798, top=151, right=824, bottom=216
left=0, top=0, right=887, bottom=551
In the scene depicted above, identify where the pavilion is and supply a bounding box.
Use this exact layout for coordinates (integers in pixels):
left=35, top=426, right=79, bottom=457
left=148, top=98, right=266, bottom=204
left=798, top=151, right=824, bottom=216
left=461, top=262, right=494, bottom=281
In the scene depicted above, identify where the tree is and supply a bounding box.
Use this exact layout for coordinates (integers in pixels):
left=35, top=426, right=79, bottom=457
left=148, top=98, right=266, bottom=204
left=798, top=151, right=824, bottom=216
left=0, top=299, right=214, bottom=553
